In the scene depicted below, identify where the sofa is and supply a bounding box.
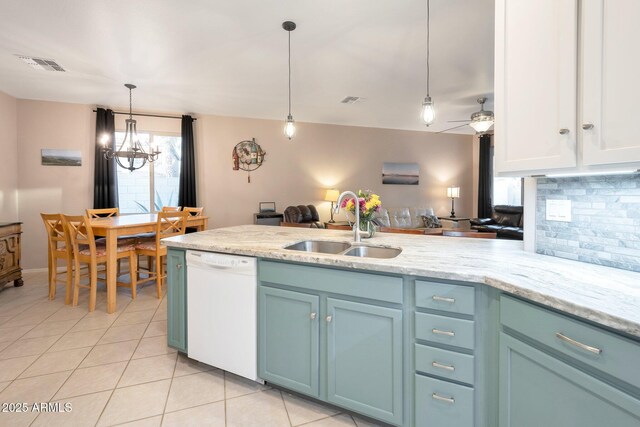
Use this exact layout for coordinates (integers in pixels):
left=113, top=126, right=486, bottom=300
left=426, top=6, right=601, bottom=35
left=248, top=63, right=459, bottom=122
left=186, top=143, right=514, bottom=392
left=282, top=205, right=322, bottom=228
left=470, top=205, right=523, bottom=240
left=373, top=207, right=436, bottom=229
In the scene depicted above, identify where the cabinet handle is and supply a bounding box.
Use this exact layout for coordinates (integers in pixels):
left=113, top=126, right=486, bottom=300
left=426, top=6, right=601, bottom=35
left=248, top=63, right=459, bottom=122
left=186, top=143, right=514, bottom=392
left=432, top=393, right=455, bottom=404
left=559, top=128, right=570, bottom=135
left=432, top=361, right=455, bottom=371
left=432, top=328, right=455, bottom=337
left=555, top=332, right=602, bottom=355
left=432, top=295, right=455, bottom=303
left=176, top=263, right=182, bottom=269
left=326, top=315, right=333, bottom=323
left=310, top=312, right=317, bottom=320
left=582, top=123, right=594, bottom=130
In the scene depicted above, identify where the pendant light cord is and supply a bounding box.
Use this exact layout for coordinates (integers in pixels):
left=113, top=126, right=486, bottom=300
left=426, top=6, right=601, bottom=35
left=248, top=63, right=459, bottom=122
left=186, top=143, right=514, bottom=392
left=288, top=30, right=292, bottom=115
left=426, top=0, right=430, bottom=96
left=129, top=86, right=133, bottom=119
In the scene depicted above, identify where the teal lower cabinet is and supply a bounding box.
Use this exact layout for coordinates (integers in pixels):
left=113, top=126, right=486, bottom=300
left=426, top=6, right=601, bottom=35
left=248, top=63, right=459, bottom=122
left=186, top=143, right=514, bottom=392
left=258, top=260, right=405, bottom=426
left=326, top=298, right=403, bottom=425
left=166, top=249, right=187, bottom=353
left=258, top=286, right=320, bottom=397
left=499, top=295, right=640, bottom=427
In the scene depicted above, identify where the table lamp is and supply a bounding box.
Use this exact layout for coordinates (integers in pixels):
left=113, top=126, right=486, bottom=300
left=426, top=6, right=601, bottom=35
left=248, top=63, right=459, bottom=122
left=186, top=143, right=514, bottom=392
left=447, top=186, right=460, bottom=218
left=324, top=189, right=340, bottom=223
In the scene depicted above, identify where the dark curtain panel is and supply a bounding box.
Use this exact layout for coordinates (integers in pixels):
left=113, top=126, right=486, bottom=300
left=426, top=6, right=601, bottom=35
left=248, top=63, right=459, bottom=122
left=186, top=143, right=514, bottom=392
left=178, top=115, right=197, bottom=207
left=93, top=108, right=118, bottom=209
left=477, top=134, right=493, bottom=218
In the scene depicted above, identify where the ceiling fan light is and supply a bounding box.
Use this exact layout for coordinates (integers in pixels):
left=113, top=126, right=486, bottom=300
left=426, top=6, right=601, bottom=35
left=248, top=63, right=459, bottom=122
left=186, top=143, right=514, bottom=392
left=469, top=118, right=494, bottom=133
left=421, top=96, right=435, bottom=126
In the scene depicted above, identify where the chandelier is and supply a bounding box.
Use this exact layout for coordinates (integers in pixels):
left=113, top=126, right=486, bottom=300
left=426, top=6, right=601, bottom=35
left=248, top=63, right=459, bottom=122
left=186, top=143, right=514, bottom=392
left=102, top=84, right=161, bottom=171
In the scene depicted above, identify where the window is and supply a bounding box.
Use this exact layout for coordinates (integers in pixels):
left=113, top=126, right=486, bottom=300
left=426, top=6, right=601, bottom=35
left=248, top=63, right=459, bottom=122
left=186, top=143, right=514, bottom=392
left=116, top=132, right=182, bottom=213
left=493, top=177, right=523, bottom=206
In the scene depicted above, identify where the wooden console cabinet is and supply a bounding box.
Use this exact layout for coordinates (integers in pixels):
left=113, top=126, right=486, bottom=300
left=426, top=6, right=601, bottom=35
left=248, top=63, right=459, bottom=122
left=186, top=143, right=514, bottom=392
left=0, top=222, right=23, bottom=288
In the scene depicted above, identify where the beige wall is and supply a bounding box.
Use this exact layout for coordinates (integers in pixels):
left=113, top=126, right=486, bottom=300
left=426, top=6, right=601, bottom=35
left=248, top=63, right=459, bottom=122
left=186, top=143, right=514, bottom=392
left=0, top=91, right=18, bottom=221
left=196, top=116, right=474, bottom=228
left=17, top=100, right=95, bottom=269
left=15, top=100, right=474, bottom=268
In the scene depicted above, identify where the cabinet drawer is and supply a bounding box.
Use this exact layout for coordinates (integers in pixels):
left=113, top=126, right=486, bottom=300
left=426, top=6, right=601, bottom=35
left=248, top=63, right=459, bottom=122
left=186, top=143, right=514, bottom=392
left=416, top=280, right=475, bottom=315
left=501, top=295, right=640, bottom=389
left=415, top=344, right=475, bottom=385
left=415, top=374, right=474, bottom=427
left=415, top=312, right=475, bottom=350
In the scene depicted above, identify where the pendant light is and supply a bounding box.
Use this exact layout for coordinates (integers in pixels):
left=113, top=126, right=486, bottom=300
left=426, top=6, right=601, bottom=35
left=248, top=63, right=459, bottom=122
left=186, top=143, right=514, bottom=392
left=283, top=21, right=297, bottom=140
left=101, top=84, right=161, bottom=171
left=421, top=0, right=435, bottom=126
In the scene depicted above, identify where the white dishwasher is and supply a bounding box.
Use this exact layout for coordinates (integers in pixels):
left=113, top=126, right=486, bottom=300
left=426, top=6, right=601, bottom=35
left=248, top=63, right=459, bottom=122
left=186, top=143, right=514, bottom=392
left=186, top=250, right=260, bottom=382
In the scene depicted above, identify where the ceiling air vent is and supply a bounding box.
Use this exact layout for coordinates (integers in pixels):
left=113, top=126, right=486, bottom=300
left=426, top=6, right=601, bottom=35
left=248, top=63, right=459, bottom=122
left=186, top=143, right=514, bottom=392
left=16, top=55, right=66, bottom=72
left=340, top=96, right=363, bottom=104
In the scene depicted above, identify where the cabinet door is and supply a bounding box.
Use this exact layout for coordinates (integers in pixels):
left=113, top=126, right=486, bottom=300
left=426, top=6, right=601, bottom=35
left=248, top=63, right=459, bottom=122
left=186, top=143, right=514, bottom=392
left=258, top=287, right=320, bottom=397
left=499, top=333, right=640, bottom=427
left=326, top=298, right=403, bottom=425
left=166, top=249, right=187, bottom=352
left=582, top=0, right=640, bottom=166
left=494, top=0, right=578, bottom=173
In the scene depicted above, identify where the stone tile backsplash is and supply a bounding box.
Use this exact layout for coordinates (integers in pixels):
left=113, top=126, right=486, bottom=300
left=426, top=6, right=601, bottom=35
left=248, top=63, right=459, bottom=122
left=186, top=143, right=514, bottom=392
left=536, top=173, right=640, bottom=272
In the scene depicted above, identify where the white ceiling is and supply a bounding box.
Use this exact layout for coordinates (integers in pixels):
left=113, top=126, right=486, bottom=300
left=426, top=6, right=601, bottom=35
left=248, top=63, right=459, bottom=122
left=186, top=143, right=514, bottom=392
left=0, top=0, right=494, bottom=134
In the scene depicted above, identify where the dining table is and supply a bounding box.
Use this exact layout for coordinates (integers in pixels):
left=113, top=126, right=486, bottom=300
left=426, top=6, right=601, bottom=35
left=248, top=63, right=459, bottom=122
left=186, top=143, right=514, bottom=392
left=91, top=213, right=209, bottom=314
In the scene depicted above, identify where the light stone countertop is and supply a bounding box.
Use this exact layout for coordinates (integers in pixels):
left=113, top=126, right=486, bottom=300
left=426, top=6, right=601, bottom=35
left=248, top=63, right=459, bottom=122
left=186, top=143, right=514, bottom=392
left=164, top=225, right=640, bottom=338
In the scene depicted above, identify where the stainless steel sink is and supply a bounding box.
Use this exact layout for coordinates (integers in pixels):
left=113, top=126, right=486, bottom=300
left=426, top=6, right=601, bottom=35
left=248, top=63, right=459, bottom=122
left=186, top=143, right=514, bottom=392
left=284, top=240, right=352, bottom=254
left=343, top=245, right=402, bottom=259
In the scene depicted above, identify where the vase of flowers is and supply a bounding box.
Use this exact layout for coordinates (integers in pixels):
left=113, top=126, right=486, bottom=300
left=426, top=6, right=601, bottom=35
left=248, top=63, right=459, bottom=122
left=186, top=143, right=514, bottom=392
left=341, top=189, right=382, bottom=239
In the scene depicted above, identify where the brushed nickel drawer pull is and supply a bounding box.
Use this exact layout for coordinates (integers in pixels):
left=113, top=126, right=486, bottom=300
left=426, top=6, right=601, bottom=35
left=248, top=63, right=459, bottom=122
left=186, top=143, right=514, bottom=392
left=559, top=128, right=570, bottom=135
left=432, top=361, right=455, bottom=371
left=555, top=332, right=602, bottom=355
left=432, top=328, right=455, bottom=337
left=432, top=295, right=455, bottom=303
left=432, top=393, right=455, bottom=404
left=310, top=312, right=317, bottom=320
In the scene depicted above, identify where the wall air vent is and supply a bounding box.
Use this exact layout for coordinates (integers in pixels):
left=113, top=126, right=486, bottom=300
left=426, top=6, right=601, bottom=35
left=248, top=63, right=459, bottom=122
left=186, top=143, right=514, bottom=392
left=340, top=96, right=364, bottom=104
left=16, top=55, right=66, bottom=72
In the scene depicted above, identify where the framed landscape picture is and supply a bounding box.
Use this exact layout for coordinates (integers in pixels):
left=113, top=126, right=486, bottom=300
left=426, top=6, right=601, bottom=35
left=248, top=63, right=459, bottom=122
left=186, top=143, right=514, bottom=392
left=41, top=149, right=82, bottom=166
left=382, top=162, right=419, bottom=185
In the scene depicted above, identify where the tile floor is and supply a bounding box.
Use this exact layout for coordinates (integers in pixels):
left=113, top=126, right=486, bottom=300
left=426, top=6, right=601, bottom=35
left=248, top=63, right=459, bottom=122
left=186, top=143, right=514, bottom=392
left=0, top=271, right=382, bottom=427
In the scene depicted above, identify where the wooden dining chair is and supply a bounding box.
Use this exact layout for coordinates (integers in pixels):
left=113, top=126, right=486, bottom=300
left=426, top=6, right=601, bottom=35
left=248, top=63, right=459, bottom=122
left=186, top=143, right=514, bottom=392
left=86, top=207, right=119, bottom=218
left=41, top=213, right=74, bottom=303
left=325, top=223, right=352, bottom=230
left=183, top=207, right=204, bottom=216
left=161, top=206, right=181, bottom=212
left=135, top=211, right=188, bottom=298
left=442, top=230, right=497, bottom=239
left=62, top=215, right=138, bottom=311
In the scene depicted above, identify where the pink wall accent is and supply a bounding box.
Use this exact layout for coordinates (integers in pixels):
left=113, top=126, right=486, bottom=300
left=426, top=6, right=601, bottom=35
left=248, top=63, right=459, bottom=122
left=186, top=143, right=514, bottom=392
left=14, top=100, right=474, bottom=268
left=0, top=90, right=18, bottom=222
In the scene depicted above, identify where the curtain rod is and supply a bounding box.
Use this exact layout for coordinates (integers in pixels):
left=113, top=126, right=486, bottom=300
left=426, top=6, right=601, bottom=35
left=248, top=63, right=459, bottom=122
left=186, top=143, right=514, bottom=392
left=93, top=110, right=197, bottom=121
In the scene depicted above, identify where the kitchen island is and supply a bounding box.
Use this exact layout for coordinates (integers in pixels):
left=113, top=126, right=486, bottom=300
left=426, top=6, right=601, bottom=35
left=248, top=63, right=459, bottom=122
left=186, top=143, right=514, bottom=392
left=164, top=225, right=640, bottom=427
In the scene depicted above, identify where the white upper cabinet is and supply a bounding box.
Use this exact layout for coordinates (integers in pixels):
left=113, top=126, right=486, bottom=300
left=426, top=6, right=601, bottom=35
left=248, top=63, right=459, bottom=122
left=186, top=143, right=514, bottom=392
left=495, top=0, right=640, bottom=175
left=495, top=0, right=578, bottom=174
left=582, top=0, right=640, bottom=166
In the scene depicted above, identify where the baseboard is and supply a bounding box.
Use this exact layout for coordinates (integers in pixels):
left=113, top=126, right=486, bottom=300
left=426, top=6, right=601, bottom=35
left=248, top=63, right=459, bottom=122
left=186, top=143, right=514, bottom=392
left=22, top=268, right=48, bottom=274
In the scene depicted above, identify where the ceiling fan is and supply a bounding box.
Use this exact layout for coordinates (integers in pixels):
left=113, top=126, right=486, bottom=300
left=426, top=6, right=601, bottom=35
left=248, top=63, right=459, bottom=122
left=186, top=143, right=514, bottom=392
left=437, top=97, right=495, bottom=134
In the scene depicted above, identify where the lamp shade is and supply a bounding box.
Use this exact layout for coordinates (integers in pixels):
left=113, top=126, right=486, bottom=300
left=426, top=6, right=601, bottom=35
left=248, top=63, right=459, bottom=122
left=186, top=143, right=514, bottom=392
left=447, top=186, right=460, bottom=198
left=324, top=189, right=340, bottom=202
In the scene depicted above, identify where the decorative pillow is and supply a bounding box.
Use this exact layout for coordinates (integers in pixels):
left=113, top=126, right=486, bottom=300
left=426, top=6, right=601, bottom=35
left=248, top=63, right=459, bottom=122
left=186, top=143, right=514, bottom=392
left=421, top=215, right=442, bottom=228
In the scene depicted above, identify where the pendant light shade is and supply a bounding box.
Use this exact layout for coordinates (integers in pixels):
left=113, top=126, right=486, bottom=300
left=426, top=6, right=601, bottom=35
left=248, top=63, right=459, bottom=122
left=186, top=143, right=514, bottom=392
left=283, top=21, right=296, bottom=140
left=421, top=0, right=435, bottom=126
left=422, top=96, right=435, bottom=125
